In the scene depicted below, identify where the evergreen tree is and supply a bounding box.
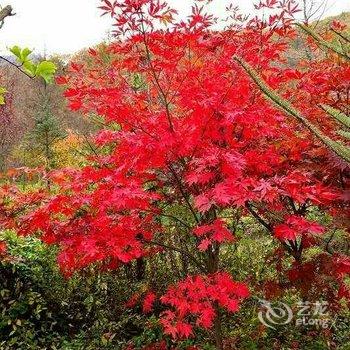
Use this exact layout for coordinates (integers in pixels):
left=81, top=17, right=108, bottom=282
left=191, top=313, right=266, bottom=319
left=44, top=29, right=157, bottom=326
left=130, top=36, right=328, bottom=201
left=21, top=85, right=67, bottom=182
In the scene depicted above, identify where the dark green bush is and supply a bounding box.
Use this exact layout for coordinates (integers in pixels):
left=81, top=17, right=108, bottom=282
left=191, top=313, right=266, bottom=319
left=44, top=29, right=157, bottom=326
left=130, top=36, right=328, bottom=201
left=0, top=231, right=155, bottom=349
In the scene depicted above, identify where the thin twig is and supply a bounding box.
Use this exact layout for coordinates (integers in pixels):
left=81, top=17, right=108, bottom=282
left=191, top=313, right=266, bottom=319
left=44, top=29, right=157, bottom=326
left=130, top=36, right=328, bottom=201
left=0, top=55, right=35, bottom=79
left=142, top=238, right=205, bottom=272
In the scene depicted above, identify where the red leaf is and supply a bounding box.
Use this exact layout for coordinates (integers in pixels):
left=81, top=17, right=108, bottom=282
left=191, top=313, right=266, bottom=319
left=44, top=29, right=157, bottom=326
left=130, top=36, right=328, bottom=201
left=143, top=291, right=156, bottom=313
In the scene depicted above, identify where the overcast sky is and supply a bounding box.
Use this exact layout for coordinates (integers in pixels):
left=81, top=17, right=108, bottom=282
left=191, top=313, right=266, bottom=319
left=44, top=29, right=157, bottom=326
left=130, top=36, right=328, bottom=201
left=0, top=0, right=349, bottom=55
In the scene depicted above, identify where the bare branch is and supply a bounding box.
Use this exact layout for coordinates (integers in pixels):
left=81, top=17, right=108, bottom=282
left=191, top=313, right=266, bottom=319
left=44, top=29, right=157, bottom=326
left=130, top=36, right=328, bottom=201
left=0, top=55, right=35, bottom=79
left=141, top=238, right=205, bottom=272
left=0, top=5, right=15, bottom=27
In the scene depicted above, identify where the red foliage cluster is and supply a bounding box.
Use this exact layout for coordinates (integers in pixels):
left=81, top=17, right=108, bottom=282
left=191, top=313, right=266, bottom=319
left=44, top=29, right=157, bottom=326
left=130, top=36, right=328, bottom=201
left=0, top=240, right=6, bottom=256
left=193, top=219, right=234, bottom=251
left=160, top=272, right=249, bottom=338
left=274, top=215, right=325, bottom=241
left=0, top=183, right=47, bottom=231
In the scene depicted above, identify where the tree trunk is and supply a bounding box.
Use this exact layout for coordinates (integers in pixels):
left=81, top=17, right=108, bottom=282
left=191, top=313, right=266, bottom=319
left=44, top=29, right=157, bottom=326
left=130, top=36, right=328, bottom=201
left=135, top=257, right=146, bottom=281
left=213, top=303, right=224, bottom=350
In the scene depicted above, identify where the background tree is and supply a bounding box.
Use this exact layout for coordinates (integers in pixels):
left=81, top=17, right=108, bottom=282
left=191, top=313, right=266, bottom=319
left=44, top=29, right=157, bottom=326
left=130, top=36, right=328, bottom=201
left=23, top=89, right=67, bottom=171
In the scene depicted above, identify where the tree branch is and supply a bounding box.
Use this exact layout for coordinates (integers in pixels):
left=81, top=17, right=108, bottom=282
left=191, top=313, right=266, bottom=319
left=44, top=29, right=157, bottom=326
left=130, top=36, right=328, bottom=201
left=245, top=202, right=272, bottom=231
left=140, top=208, right=192, bottom=229
left=168, top=164, right=200, bottom=224
left=245, top=201, right=294, bottom=254
left=0, top=55, right=35, bottom=79
left=296, top=23, right=350, bottom=61
left=0, top=5, right=15, bottom=25
left=142, top=238, right=205, bottom=272
left=233, top=55, right=350, bottom=163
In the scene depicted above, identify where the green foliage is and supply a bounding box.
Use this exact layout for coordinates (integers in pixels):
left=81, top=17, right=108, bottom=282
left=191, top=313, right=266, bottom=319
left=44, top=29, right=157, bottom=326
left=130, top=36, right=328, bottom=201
left=322, top=105, right=350, bottom=129
left=9, top=46, right=32, bottom=63
left=0, top=231, right=63, bottom=349
left=0, top=87, right=7, bottom=105
left=338, top=130, right=350, bottom=140
left=131, top=73, right=147, bottom=91
left=9, top=45, right=57, bottom=83
left=0, top=231, right=164, bottom=349
left=21, top=96, right=67, bottom=170
left=35, top=61, right=57, bottom=84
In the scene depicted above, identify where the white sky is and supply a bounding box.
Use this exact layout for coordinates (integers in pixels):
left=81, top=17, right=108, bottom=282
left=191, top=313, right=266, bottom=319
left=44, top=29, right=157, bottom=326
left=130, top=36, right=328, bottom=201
left=0, top=0, right=349, bottom=55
